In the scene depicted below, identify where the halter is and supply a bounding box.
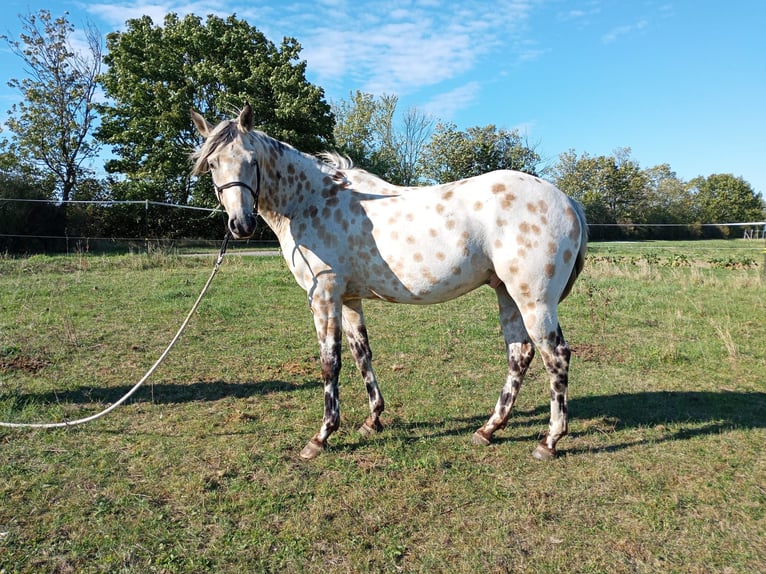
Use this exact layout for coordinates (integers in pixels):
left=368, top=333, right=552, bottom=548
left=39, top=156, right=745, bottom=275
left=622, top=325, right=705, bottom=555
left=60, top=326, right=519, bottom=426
left=213, top=160, right=262, bottom=216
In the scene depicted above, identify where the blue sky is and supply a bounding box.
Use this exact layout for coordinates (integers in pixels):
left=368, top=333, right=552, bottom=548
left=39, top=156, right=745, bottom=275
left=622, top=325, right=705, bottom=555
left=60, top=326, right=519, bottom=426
left=1, top=0, right=765, bottom=196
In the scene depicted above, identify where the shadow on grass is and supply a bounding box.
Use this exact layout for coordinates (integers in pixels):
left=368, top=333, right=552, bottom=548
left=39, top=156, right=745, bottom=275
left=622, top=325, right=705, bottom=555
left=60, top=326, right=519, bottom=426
left=2, top=378, right=310, bottom=408
left=346, top=390, right=766, bottom=455
left=563, top=390, right=766, bottom=455
left=5, top=382, right=764, bottom=456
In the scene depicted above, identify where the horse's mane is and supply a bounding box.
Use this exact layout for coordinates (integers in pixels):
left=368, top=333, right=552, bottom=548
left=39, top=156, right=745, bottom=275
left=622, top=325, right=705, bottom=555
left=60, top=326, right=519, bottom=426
left=191, top=119, right=239, bottom=176
left=192, top=120, right=352, bottom=187
left=317, top=152, right=355, bottom=171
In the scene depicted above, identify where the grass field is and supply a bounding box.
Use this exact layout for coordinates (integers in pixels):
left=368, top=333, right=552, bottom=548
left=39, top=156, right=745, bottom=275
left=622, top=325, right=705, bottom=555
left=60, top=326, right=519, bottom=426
left=1, top=240, right=765, bottom=573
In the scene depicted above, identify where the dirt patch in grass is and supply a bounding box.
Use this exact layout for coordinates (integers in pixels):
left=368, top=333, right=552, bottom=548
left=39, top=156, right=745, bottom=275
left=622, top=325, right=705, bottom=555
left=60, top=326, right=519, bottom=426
left=0, top=352, right=49, bottom=374
left=570, top=342, right=622, bottom=363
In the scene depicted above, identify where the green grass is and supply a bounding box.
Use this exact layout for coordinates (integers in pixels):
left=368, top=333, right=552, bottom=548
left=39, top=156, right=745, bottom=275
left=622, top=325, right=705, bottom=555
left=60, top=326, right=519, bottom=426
left=1, top=241, right=765, bottom=573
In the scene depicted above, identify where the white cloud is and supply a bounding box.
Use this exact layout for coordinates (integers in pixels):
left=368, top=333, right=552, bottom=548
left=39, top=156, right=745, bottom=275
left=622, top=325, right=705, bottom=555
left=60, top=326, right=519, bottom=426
left=79, top=0, right=541, bottom=98
left=421, top=81, right=482, bottom=120
left=83, top=0, right=233, bottom=29
left=602, top=18, right=649, bottom=44
left=274, top=0, right=538, bottom=95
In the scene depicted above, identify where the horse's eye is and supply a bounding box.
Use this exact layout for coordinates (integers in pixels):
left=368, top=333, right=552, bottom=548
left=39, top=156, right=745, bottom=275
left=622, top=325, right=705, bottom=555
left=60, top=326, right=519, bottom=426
left=208, top=159, right=218, bottom=171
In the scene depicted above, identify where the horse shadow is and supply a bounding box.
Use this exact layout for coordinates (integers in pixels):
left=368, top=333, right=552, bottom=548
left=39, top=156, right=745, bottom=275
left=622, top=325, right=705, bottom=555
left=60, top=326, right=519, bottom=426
left=6, top=379, right=764, bottom=456
left=387, top=390, right=766, bottom=455
left=4, top=378, right=305, bottom=408
left=563, top=390, right=766, bottom=455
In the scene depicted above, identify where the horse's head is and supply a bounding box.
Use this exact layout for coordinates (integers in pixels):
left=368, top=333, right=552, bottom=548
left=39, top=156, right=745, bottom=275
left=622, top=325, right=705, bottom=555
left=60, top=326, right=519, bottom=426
left=191, top=104, right=260, bottom=239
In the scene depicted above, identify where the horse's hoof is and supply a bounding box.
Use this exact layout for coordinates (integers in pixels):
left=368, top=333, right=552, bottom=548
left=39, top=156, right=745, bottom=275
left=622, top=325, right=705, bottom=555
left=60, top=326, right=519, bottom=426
left=532, top=443, right=557, bottom=461
left=358, top=417, right=383, bottom=436
left=299, top=439, right=325, bottom=460
left=472, top=430, right=491, bottom=446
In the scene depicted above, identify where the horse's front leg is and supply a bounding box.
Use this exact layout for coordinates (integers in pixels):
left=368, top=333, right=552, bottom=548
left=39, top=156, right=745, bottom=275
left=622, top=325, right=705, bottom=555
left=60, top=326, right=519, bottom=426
left=300, top=295, right=343, bottom=460
left=342, top=299, right=385, bottom=435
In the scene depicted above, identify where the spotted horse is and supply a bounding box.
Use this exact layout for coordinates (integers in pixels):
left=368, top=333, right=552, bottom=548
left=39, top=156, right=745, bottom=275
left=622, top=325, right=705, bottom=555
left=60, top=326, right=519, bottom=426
left=191, top=104, right=588, bottom=461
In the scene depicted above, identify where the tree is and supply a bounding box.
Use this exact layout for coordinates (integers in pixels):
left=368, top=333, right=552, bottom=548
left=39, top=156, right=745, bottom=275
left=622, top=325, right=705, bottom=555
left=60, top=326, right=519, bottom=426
left=689, top=174, right=764, bottom=224
left=552, top=148, right=647, bottom=225
left=642, top=164, right=694, bottom=224
left=0, top=147, right=60, bottom=252
left=332, top=91, right=433, bottom=185
left=392, top=106, right=434, bottom=186
left=1, top=10, right=102, bottom=202
left=420, top=122, right=542, bottom=183
left=96, top=13, right=334, bottom=212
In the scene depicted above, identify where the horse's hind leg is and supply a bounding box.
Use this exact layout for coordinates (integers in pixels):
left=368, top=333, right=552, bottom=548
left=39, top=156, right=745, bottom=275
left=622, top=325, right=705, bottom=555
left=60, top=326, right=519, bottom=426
left=342, top=299, right=385, bottom=435
left=473, top=285, right=535, bottom=446
left=530, top=323, right=571, bottom=461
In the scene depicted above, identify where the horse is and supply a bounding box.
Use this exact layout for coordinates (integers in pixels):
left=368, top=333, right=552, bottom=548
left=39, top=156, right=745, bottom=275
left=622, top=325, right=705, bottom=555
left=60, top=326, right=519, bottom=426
left=191, top=104, right=588, bottom=461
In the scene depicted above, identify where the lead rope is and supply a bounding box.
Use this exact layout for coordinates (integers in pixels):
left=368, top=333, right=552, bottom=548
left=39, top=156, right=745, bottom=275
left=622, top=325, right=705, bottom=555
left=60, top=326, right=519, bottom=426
left=0, top=233, right=231, bottom=429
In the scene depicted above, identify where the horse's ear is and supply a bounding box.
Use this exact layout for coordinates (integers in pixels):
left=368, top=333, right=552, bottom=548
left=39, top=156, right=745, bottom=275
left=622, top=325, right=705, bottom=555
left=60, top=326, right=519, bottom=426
left=239, top=102, right=253, bottom=132
left=191, top=109, right=213, bottom=137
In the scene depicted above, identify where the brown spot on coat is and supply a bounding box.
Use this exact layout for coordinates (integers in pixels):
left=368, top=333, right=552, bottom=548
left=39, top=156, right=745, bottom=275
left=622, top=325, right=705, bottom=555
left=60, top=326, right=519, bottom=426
left=545, top=263, right=556, bottom=278
left=501, top=193, right=516, bottom=209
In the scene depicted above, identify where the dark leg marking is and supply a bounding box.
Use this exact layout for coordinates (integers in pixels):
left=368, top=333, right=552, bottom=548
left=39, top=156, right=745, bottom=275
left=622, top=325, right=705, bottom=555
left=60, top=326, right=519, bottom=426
left=343, top=301, right=385, bottom=435
left=533, top=325, right=571, bottom=460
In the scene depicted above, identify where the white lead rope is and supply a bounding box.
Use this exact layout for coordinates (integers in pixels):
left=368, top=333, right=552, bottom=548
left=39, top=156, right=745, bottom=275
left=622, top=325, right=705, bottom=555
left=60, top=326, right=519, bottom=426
left=0, top=234, right=231, bottom=429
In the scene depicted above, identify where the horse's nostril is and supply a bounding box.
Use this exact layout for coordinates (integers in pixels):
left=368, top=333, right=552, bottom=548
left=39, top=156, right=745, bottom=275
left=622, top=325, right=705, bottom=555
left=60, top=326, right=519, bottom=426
left=228, top=216, right=255, bottom=238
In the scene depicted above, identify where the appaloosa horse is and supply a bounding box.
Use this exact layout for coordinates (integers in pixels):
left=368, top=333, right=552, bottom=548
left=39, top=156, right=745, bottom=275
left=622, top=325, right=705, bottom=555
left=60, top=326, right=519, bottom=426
left=191, top=104, right=587, bottom=460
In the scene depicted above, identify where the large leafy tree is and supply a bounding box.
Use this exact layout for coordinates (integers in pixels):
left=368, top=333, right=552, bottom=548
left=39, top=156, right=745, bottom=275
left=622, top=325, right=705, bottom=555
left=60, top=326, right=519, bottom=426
left=420, top=122, right=542, bottom=183
left=96, top=13, right=334, bottom=208
left=1, top=10, right=102, bottom=203
left=689, top=173, right=764, bottom=224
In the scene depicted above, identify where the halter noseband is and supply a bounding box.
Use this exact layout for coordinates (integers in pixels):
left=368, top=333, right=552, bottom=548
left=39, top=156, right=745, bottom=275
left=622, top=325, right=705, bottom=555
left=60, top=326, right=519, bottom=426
left=213, top=160, right=262, bottom=216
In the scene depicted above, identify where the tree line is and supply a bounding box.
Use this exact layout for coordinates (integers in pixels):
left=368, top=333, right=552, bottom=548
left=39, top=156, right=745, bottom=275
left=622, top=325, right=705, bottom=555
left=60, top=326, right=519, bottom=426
left=1, top=10, right=763, bottom=251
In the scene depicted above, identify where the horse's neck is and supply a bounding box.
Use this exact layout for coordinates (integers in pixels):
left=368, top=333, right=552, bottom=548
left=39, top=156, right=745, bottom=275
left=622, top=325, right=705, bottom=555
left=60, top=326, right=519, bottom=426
left=254, top=135, right=328, bottom=242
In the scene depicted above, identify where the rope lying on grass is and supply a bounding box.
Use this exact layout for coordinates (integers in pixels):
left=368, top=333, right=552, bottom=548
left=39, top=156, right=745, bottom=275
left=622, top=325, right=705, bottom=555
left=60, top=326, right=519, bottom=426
left=0, top=233, right=231, bottom=429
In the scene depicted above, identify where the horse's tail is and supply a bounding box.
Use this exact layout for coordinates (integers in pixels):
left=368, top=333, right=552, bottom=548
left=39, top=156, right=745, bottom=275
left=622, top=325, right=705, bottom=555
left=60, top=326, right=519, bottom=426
left=559, top=199, right=588, bottom=302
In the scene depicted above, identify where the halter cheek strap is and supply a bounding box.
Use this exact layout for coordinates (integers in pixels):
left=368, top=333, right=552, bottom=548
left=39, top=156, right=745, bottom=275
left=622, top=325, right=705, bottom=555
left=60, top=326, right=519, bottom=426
left=213, top=160, right=261, bottom=216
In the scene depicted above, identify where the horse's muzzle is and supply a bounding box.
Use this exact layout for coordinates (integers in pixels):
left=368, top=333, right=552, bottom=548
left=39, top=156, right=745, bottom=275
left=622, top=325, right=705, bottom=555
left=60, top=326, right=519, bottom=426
left=228, top=213, right=257, bottom=239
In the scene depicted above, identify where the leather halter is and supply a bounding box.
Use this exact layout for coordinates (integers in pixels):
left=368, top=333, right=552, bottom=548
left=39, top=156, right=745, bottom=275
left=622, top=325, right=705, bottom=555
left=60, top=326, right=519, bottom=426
left=213, top=160, right=261, bottom=216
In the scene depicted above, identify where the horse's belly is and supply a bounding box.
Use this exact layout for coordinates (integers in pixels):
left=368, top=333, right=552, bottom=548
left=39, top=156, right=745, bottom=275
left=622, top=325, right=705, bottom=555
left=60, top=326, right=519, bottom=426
left=355, top=255, right=492, bottom=304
